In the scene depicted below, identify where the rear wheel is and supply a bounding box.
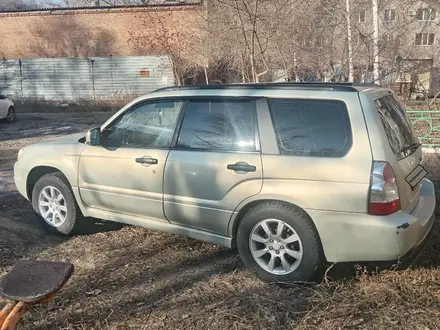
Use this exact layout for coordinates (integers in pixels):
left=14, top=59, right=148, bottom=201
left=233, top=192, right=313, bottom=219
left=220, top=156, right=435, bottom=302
left=237, top=202, right=324, bottom=282
left=32, top=173, right=83, bottom=235
left=6, top=107, right=15, bottom=123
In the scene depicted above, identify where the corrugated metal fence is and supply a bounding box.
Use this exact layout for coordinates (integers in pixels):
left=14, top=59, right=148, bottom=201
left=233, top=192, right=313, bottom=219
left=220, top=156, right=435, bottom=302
left=0, top=56, right=174, bottom=101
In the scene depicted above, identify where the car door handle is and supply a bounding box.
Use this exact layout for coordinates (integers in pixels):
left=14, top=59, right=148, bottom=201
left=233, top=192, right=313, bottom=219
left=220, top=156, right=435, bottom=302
left=227, top=162, right=257, bottom=173
left=135, top=157, right=158, bottom=165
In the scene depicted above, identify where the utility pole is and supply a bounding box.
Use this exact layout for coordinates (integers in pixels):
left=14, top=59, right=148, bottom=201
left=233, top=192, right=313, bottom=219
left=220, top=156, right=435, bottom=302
left=372, top=0, right=380, bottom=83
left=345, top=0, right=354, bottom=82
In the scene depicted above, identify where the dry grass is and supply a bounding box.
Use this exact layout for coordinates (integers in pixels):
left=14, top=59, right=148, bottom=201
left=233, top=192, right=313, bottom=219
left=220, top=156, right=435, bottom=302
left=2, top=115, right=440, bottom=329
left=0, top=183, right=440, bottom=330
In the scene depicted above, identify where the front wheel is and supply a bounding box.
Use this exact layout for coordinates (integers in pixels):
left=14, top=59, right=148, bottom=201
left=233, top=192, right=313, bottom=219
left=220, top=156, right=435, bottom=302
left=6, top=107, right=15, bottom=123
left=32, top=173, right=83, bottom=235
left=237, top=202, right=324, bottom=282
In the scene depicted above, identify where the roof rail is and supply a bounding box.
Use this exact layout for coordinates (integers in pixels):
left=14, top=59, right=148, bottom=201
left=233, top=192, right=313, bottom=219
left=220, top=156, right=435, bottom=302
left=152, top=82, right=381, bottom=93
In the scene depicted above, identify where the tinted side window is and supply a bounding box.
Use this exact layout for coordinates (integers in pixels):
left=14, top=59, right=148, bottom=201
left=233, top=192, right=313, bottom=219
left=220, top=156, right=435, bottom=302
left=177, top=100, right=256, bottom=152
left=268, top=99, right=352, bottom=157
left=102, top=101, right=183, bottom=149
left=374, top=95, right=418, bottom=159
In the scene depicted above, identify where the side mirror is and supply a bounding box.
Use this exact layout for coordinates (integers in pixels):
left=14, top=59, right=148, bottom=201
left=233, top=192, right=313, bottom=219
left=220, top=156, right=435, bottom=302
left=86, top=127, right=101, bottom=146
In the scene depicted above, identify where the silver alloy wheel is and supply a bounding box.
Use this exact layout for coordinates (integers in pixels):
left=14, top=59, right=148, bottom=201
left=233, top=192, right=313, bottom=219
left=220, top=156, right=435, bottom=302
left=249, top=219, right=303, bottom=275
left=7, top=108, right=14, bottom=121
left=38, top=186, right=68, bottom=227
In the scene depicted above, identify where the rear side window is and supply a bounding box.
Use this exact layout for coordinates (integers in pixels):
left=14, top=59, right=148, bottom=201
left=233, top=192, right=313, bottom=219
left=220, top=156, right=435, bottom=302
left=177, top=99, right=256, bottom=152
left=268, top=98, right=352, bottom=157
left=374, top=95, right=418, bottom=159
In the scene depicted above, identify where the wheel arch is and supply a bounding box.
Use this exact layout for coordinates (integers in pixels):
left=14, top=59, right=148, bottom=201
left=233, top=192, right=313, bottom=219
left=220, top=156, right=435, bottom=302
left=229, top=198, right=320, bottom=248
left=26, top=166, right=69, bottom=200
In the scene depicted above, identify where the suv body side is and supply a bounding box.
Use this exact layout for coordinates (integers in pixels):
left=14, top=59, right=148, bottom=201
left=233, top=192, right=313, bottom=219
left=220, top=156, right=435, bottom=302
left=14, top=86, right=435, bottom=266
left=15, top=89, right=373, bottom=252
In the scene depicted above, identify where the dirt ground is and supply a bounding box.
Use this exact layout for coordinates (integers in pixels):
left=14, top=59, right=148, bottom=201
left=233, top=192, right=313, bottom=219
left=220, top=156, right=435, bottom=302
left=1, top=114, right=440, bottom=330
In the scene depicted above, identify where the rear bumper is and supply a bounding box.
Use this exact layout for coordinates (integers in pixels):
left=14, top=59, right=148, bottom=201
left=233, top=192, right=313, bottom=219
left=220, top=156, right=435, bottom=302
left=310, top=178, right=436, bottom=263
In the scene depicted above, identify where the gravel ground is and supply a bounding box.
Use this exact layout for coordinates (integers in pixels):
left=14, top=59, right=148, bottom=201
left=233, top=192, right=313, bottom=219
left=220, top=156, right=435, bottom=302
left=1, top=114, right=440, bottom=330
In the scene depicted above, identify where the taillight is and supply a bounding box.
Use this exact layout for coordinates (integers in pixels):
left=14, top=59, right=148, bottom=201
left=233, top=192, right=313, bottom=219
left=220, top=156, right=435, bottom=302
left=369, top=161, right=400, bottom=215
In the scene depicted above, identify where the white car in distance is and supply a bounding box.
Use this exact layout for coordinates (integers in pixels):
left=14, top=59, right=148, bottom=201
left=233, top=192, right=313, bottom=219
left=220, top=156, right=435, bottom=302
left=0, top=94, right=15, bottom=122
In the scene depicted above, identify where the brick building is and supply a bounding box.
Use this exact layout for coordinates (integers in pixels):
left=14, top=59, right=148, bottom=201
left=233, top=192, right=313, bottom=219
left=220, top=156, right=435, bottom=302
left=0, top=2, right=206, bottom=61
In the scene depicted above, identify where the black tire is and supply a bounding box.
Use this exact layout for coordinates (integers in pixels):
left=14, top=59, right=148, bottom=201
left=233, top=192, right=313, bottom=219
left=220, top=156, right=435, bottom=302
left=237, top=201, right=324, bottom=282
left=32, top=172, right=83, bottom=236
left=6, top=107, right=15, bottom=123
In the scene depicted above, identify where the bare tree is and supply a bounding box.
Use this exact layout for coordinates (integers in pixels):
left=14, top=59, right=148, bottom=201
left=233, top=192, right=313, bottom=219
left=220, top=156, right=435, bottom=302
left=0, top=58, right=19, bottom=96
left=0, top=0, right=38, bottom=10
left=127, top=8, right=205, bottom=85
left=10, top=0, right=436, bottom=90
left=42, top=0, right=71, bottom=7
left=29, top=16, right=115, bottom=57
left=206, top=0, right=298, bottom=83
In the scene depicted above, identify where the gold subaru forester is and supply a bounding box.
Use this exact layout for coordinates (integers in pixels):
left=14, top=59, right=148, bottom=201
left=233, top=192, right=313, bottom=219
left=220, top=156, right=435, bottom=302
left=14, top=83, right=436, bottom=281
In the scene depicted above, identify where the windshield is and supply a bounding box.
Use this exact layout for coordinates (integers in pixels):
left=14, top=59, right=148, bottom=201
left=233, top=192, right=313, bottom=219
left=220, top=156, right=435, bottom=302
left=374, top=95, right=419, bottom=160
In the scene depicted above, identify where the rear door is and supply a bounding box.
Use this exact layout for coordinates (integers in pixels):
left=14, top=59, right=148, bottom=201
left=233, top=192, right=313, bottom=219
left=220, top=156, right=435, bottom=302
left=163, top=98, right=263, bottom=236
left=374, top=94, right=425, bottom=213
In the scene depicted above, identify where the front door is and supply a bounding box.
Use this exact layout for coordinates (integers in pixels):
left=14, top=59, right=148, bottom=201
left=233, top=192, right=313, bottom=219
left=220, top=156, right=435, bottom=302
left=78, top=100, right=184, bottom=221
left=164, top=98, right=263, bottom=236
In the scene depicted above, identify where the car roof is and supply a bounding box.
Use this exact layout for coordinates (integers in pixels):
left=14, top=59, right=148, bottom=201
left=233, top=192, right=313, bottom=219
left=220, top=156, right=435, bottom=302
left=151, top=82, right=389, bottom=94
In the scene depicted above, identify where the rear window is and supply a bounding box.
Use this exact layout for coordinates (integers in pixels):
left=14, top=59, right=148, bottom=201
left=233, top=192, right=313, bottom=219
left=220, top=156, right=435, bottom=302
left=268, top=98, right=352, bottom=157
left=374, top=95, right=418, bottom=160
